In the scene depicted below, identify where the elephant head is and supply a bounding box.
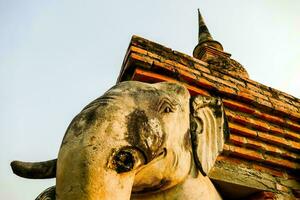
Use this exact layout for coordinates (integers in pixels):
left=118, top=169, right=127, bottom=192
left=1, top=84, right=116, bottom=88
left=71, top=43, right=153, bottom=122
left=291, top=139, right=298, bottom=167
left=11, top=81, right=228, bottom=200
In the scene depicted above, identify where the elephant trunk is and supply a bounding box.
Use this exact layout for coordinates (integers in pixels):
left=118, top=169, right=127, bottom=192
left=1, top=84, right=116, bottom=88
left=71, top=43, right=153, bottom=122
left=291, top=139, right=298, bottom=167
left=56, top=161, right=136, bottom=200
left=56, top=138, right=146, bottom=200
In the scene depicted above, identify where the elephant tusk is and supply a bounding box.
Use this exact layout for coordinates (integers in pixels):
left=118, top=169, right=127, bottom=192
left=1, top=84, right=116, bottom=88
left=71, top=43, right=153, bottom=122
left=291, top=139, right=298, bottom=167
left=11, top=159, right=57, bottom=179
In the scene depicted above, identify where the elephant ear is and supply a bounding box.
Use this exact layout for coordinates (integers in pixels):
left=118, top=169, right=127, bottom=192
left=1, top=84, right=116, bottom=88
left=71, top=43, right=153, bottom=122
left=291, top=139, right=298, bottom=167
left=190, top=95, right=229, bottom=176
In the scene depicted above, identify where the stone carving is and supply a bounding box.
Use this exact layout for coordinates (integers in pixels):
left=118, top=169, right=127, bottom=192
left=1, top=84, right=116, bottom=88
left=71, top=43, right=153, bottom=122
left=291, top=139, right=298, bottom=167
left=11, top=81, right=228, bottom=200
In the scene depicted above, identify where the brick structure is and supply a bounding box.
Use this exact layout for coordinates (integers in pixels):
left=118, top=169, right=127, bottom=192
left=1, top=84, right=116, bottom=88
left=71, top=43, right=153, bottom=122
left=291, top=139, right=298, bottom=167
left=117, top=10, right=300, bottom=200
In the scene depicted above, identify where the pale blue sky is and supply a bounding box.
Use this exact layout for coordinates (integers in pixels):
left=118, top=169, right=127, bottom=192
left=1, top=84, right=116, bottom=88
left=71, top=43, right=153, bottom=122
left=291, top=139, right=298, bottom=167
left=1, top=1, right=299, bottom=199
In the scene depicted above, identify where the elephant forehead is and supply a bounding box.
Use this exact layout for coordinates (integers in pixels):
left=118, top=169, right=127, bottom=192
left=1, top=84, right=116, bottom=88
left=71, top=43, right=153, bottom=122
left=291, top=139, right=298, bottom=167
left=61, top=81, right=189, bottom=146
left=107, top=81, right=189, bottom=101
left=112, top=81, right=187, bottom=92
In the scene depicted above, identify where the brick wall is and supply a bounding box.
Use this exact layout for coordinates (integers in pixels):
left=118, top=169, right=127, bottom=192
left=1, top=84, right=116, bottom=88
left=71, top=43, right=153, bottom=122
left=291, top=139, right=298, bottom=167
left=117, top=35, right=300, bottom=199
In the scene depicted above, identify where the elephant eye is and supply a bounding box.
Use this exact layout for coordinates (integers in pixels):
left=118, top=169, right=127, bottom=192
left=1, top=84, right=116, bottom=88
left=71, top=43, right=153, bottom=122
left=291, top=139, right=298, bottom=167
left=163, top=105, right=172, bottom=113
left=157, top=98, right=177, bottom=114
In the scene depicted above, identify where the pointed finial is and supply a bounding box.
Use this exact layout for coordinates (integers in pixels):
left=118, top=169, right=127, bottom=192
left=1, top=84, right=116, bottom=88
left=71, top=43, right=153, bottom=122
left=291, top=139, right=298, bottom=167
left=194, top=9, right=223, bottom=54
left=193, top=9, right=249, bottom=78
left=197, top=9, right=213, bottom=44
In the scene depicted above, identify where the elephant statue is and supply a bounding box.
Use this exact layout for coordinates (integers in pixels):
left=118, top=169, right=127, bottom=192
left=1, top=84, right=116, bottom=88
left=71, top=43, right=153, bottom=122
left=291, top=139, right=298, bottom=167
left=11, top=81, right=228, bottom=200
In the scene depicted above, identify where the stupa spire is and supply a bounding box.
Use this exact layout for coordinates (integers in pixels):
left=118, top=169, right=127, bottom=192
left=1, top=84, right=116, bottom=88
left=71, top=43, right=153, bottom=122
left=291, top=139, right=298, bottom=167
left=193, top=9, right=249, bottom=79
left=195, top=9, right=223, bottom=53
left=197, top=9, right=213, bottom=44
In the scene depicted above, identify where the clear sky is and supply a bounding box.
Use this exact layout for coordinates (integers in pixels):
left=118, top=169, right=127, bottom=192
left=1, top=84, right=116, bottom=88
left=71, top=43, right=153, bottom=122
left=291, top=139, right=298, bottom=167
left=1, top=1, right=299, bottom=199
